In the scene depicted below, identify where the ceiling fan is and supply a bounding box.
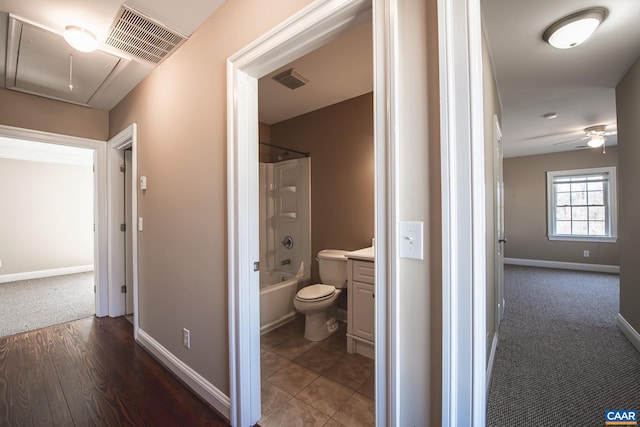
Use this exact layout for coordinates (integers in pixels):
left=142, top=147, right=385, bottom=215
left=553, top=125, right=617, bottom=153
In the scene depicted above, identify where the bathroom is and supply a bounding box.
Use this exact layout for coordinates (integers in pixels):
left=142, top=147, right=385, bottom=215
left=256, top=18, right=375, bottom=426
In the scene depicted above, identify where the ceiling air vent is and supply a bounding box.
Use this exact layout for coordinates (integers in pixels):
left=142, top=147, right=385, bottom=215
left=272, top=68, right=309, bottom=89
left=104, top=6, right=187, bottom=64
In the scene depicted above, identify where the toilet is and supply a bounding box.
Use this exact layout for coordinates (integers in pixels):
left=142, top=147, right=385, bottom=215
left=294, top=249, right=348, bottom=341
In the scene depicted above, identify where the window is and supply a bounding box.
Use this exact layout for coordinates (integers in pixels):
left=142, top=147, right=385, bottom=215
left=546, top=167, right=617, bottom=242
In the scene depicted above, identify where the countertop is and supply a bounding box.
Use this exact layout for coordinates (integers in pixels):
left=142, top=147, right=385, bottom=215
left=346, top=246, right=374, bottom=261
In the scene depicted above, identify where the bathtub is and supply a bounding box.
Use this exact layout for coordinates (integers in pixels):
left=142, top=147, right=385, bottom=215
left=260, top=269, right=304, bottom=334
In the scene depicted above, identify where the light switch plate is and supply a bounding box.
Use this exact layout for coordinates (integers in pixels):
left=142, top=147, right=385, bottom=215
left=399, top=221, right=424, bottom=260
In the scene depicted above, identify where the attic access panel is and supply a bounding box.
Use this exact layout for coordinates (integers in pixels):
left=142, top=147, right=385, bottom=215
left=6, top=19, right=124, bottom=106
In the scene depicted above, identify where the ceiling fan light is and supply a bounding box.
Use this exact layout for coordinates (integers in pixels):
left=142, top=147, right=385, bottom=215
left=63, top=26, right=98, bottom=53
left=543, top=8, right=607, bottom=49
left=588, top=135, right=605, bottom=148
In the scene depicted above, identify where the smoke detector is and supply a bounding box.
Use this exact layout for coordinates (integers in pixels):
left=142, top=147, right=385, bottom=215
left=272, top=68, right=309, bottom=89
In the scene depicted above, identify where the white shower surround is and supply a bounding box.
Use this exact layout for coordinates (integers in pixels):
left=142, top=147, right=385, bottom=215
left=259, top=157, right=311, bottom=334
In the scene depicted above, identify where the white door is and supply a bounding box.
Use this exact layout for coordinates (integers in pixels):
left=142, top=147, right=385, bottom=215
left=494, top=116, right=505, bottom=324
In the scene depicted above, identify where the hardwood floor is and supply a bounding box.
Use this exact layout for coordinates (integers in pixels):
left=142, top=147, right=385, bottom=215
left=0, top=316, right=230, bottom=426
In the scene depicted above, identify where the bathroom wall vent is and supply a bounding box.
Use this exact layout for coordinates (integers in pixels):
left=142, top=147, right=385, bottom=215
left=104, top=5, right=187, bottom=64
left=272, top=68, right=309, bottom=89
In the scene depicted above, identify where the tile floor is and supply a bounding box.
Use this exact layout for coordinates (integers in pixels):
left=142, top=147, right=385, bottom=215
left=259, top=316, right=375, bottom=427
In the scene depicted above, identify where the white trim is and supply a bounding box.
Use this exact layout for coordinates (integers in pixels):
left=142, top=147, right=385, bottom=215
left=0, top=124, right=109, bottom=317
left=485, top=332, right=498, bottom=397
left=227, top=1, right=385, bottom=425
left=0, top=265, right=94, bottom=284
left=372, top=0, right=393, bottom=425
left=107, top=124, right=140, bottom=337
left=136, top=328, right=231, bottom=419
left=547, top=235, right=617, bottom=243
left=616, top=313, right=640, bottom=354
left=504, top=257, right=619, bottom=274
left=438, top=0, right=487, bottom=424
left=546, top=166, right=618, bottom=241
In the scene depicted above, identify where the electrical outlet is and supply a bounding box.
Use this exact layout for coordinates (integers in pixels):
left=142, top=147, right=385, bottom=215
left=183, top=328, right=190, bottom=349
left=583, top=250, right=590, bottom=258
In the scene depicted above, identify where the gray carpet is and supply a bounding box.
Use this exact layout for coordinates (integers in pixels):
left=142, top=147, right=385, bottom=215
left=0, top=272, right=95, bottom=337
left=486, top=265, right=640, bottom=426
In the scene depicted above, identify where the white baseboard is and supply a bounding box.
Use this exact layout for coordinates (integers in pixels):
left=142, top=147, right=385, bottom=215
left=504, top=258, right=619, bottom=274
left=616, top=313, right=640, bottom=354
left=0, top=264, right=94, bottom=283
left=486, top=332, right=498, bottom=397
left=136, top=328, right=230, bottom=420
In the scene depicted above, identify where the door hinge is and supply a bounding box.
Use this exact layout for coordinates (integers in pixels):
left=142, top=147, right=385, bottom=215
left=120, top=164, right=126, bottom=173
left=120, top=223, right=126, bottom=232
left=121, top=285, right=127, bottom=293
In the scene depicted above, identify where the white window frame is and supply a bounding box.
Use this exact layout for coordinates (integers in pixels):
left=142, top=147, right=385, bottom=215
left=546, top=166, right=617, bottom=243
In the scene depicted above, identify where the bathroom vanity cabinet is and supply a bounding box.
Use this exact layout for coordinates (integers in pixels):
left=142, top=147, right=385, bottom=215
left=346, top=247, right=375, bottom=360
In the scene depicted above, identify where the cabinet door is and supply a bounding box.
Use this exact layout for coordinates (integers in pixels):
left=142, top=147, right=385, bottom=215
left=352, top=281, right=375, bottom=342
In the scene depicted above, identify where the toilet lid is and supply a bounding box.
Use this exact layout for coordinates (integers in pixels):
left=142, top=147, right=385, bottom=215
left=297, top=284, right=335, bottom=300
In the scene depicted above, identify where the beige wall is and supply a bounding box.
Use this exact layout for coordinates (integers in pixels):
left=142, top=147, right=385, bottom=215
left=0, top=158, right=94, bottom=276
left=396, top=0, right=440, bottom=423
left=482, top=31, right=502, bottom=365
left=271, top=93, right=374, bottom=283
left=108, top=0, right=316, bottom=397
left=0, top=88, right=108, bottom=140
left=504, top=148, right=620, bottom=266
left=616, top=56, right=640, bottom=333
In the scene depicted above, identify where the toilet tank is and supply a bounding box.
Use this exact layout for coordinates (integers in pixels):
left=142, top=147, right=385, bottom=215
left=317, top=249, right=348, bottom=288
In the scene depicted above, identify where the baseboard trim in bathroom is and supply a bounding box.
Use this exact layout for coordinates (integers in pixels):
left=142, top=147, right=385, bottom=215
left=260, top=312, right=299, bottom=335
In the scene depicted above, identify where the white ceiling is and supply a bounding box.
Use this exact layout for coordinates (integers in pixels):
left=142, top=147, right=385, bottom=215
left=258, top=18, right=373, bottom=125
left=0, top=0, right=638, bottom=158
left=0, top=137, right=93, bottom=166
left=0, top=0, right=225, bottom=110
left=482, top=0, right=640, bottom=157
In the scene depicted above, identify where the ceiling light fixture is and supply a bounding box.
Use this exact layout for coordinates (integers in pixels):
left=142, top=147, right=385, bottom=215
left=543, top=112, right=558, bottom=120
left=587, top=135, right=605, bottom=148
left=63, top=26, right=99, bottom=53
left=542, top=8, right=607, bottom=49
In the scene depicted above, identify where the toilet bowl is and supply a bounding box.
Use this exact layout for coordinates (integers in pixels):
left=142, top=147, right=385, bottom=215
left=294, top=249, right=348, bottom=341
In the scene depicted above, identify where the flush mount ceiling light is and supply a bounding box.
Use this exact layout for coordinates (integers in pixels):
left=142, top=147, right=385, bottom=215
left=543, top=8, right=607, bottom=49
left=63, top=26, right=98, bottom=52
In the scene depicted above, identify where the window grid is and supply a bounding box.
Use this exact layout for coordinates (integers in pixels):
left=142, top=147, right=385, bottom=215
left=552, top=174, right=608, bottom=237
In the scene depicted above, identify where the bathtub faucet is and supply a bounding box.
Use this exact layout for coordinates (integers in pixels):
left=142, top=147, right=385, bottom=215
left=280, top=259, right=291, bottom=266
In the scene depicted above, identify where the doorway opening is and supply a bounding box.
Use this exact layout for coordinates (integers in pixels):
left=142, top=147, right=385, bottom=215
left=0, top=138, right=95, bottom=336
left=226, top=0, right=389, bottom=425
left=0, top=124, right=110, bottom=328
left=256, top=15, right=375, bottom=422
left=107, top=124, right=139, bottom=335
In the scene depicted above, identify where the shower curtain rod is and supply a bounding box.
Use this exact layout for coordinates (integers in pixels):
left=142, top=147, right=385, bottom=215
left=259, top=142, right=310, bottom=157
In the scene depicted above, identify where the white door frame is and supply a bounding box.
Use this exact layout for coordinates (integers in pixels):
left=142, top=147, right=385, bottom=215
left=228, top=0, right=488, bottom=425
left=438, top=0, right=487, bottom=425
left=107, top=124, right=140, bottom=335
left=0, top=124, right=109, bottom=316
left=494, top=115, right=505, bottom=326
left=227, top=0, right=389, bottom=425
